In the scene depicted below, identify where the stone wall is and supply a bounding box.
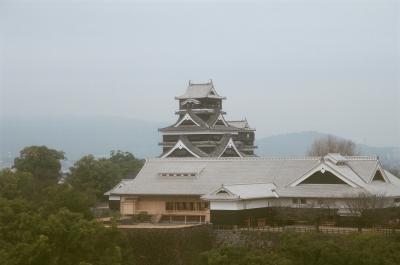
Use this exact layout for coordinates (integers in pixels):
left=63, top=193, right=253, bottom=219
left=213, top=229, right=279, bottom=249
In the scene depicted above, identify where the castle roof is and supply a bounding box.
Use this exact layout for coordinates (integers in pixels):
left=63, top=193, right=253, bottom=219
left=159, top=110, right=241, bottom=133
left=227, top=119, right=255, bottom=131
left=175, top=80, right=226, bottom=100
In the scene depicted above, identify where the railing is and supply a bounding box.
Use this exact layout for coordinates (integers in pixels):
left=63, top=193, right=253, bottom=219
left=164, top=210, right=208, bottom=215
left=213, top=225, right=399, bottom=235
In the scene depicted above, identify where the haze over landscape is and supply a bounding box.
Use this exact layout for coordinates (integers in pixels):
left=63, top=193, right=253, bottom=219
left=1, top=1, right=400, bottom=264
left=1, top=0, right=399, bottom=167
left=1, top=116, right=399, bottom=171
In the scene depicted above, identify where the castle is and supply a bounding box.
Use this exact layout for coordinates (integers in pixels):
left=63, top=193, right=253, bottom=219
left=106, top=81, right=400, bottom=226
left=159, top=80, right=256, bottom=158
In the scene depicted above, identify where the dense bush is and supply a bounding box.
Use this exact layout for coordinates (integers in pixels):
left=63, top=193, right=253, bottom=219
left=200, top=232, right=400, bottom=265
left=119, top=226, right=214, bottom=265
left=68, top=151, right=144, bottom=200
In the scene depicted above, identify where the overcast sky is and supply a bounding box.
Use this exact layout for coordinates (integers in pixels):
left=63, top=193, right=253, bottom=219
left=1, top=0, right=399, bottom=147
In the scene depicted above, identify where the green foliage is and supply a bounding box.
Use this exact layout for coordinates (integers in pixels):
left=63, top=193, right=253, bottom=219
left=14, top=146, right=65, bottom=186
left=4, top=145, right=400, bottom=265
left=0, top=169, right=35, bottom=199
left=68, top=151, right=144, bottom=200
left=0, top=201, right=122, bottom=265
left=118, top=226, right=214, bottom=265
left=109, top=150, right=144, bottom=178
left=201, top=232, right=400, bottom=265
left=0, top=146, right=123, bottom=265
left=37, top=184, right=96, bottom=218
left=133, top=211, right=151, bottom=223
left=200, top=247, right=291, bottom=265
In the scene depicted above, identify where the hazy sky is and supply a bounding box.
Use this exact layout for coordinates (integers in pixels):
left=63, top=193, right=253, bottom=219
left=1, top=0, right=399, bottom=147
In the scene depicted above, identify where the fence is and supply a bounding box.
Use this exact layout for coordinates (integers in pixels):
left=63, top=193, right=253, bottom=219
left=213, top=225, right=399, bottom=235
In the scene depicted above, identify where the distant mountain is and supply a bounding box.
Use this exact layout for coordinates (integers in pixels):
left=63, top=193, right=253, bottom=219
left=255, top=131, right=330, bottom=156
left=1, top=117, right=399, bottom=172
left=0, top=116, right=163, bottom=168
left=256, top=131, right=400, bottom=169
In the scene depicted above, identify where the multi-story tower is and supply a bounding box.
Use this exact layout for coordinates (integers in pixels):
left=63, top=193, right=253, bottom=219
left=159, top=80, right=257, bottom=158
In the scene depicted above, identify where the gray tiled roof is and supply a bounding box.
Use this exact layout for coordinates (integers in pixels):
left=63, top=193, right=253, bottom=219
left=176, top=136, right=209, bottom=157
left=206, top=112, right=222, bottom=127
left=228, top=120, right=250, bottom=129
left=225, top=183, right=278, bottom=199
left=210, top=135, right=245, bottom=157
left=109, top=156, right=400, bottom=198
left=159, top=126, right=239, bottom=133
left=159, top=111, right=241, bottom=133
left=159, top=111, right=209, bottom=131
left=346, top=160, right=378, bottom=183
left=176, top=81, right=225, bottom=100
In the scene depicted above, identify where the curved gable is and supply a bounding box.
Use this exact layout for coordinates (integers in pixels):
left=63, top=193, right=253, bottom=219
left=218, top=138, right=243, bottom=158
left=174, top=113, right=201, bottom=127
left=290, top=162, right=359, bottom=188
left=300, top=170, right=348, bottom=185
left=161, top=140, right=200, bottom=158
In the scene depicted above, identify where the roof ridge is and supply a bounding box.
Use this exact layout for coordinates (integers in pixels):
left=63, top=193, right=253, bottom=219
left=225, top=182, right=275, bottom=186
left=189, top=82, right=212, bottom=86
left=148, top=156, right=323, bottom=161
left=344, top=155, right=378, bottom=160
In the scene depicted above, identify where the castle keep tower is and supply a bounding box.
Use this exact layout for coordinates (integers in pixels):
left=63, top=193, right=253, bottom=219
left=159, top=80, right=256, bottom=157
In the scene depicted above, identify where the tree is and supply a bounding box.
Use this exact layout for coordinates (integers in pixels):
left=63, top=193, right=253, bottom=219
left=37, top=184, right=96, bottom=218
left=200, top=247, right=291, bottom=265
left=343, top=192, right=390, bottom=231
left=68, top=151, right=144, bottom=200
left=109, top=150, right=144, bottom=179
left=13, top=146, right=65, bottom=186
left=0, top=169, right=35, bottom=200
left=307, top=135, right=358, bottom=156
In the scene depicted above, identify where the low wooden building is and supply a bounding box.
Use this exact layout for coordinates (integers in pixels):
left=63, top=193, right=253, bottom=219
left=106, top=80, right=400, bottom=225
left=107, top=155, right=400, bottom=225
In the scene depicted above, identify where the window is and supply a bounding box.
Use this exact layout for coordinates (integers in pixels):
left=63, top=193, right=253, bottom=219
left=159, top=172, right=196, bottom=177
left=292, top=198, right=298, bottom=204
left=300, top=199, right=307, bottom=204
left=176, top=202, right=185, bottom=211
left=165, top=202, right=174, bottom=211
left=189, top=202, right=195, bottom=211
left=217, top=190, right=228, bottom=195
left=394, top=198, right=400, bottom=203
left=197, top=202, right=209, bottom=210
left=166, top=201, right=207, bottom=211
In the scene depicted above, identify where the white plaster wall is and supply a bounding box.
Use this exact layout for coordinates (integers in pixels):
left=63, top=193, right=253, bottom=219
left=211, top=201, right=244, bottom=210
left=244, top=199, right=269, bottom=209
left=210, top=198, right=369, bottom=211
